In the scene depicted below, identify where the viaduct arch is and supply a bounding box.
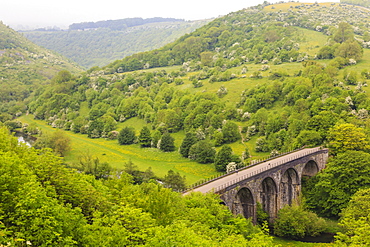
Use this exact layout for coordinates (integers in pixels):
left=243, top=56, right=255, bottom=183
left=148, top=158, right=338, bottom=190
left=184, top=147, right=329, bottom=223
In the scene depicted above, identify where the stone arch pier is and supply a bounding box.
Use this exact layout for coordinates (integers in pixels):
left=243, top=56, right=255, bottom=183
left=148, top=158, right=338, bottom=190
left=184, top=147, right=329, bottom=223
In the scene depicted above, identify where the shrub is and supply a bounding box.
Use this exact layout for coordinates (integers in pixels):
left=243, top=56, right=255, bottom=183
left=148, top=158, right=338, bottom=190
left=188, top=140, right=216, bottom=164
left=159, top=132, right=175, bottom=152
left=274, top=203, right=327, bottom=240
left=118, top=127, right=136, bottom=145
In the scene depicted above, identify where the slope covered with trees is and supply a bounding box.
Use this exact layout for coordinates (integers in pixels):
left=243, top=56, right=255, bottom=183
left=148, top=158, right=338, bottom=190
left=3, top=2, right=370, bottom=244
left=103, top=2, right=370, bottom=73
left=0, top=21, right=82, bottom=123
left=22, top=2, right=370, bottom=165
left=23, top=18, right=210, bottom=68
left=341, top=0, right=370, bottom=8
left=68, top=17, right=185, bottom=31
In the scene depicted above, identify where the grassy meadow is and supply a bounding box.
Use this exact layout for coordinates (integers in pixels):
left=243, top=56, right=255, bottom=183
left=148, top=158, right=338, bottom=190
left=18, top=115, right=218, bottom=184
left=18, top=113, right=272, bottom=185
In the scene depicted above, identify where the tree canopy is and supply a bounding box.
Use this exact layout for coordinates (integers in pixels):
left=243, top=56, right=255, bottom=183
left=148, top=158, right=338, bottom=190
left=327, top=123, right=370, bottom=155
left=305, top=151, right=370, bottom=218
left=335, top=188, right=370, bottom=246
left=214, top=145, right=233, bottom=172
left=118, top=127, right=136, bottom=145
left=188, top=140, right=216, bottom=164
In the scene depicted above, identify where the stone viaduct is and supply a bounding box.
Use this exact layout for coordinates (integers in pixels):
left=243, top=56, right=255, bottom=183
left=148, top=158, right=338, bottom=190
left=184, top=147, right=329, bottom=223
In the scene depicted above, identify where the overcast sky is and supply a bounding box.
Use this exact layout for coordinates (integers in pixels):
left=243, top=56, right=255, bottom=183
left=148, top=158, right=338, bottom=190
left=1, top=0, right=339, bottom=29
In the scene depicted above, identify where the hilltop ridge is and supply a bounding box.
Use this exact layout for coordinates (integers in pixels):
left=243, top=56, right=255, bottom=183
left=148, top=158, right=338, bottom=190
left=68, top=17, right=185, bottom=31
left=102, top=2, right=370, bottom=74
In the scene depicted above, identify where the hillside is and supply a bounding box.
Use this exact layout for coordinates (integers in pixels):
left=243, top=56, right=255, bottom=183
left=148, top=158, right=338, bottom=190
left=68, top=17, right=185, bottom=31
left=341, top=0, right=370, bottom=7
left=0, top=21, right=82, bottom=119
left=17, top=1, right=370, bottom=181
left=2, top=1, right=370, bottom=245
left=104, top=2, right=370, bottom=73
left=22, top=18, right=211, bottom=68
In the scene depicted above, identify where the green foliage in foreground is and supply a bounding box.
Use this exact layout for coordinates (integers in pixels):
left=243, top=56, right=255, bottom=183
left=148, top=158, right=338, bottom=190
left=335, top=188, right=370, bottom=246
left=272, top=237, right=334, bottom=247
left=274, top=203, right=327, bottom=240
left=0, top=126, right=279, bottom=246
left=305, top=150, right=370, bottom=218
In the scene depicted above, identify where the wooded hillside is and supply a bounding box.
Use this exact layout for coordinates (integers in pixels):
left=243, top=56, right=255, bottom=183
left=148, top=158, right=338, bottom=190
left=23, top=19, right=210, bottom=68
left=2, top=2, right=370, bottom=245
left=0, top=21, right=82, bottom=121
left=341, top=0, right=370, bottom=7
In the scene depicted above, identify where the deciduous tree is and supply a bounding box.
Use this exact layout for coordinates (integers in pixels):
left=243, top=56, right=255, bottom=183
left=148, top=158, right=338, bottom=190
left=214, top=145, right=233, bottom=172
left=159, top=132, right=175, bottom=152
left=188, top=140, right=216, bottom=164
left=335, top=40, right=363, bottom=61
left=305, top=151, right=370, bottom=218
left=274, top=203, right=326, bottom=240
left=222, top=121, right=240, bottom=144
left=118, top=127, right=136, bottom=145
left=33, top=130, right=71, bottom=156
left=163, top=170, right=186, bottom=192
left=333, top=22, right=354, bottom=44
left=335, top=188, right=370, bottom=246
left=327, top=123, right=370, bottom=155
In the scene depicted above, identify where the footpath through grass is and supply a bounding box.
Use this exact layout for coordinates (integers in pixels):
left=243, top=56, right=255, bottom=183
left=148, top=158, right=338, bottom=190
left=18, top=115, right=219, bottom=185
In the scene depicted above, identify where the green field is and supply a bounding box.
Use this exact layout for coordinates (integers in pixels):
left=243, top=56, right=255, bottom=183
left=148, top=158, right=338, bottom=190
left=18, top=114, right=272, bottom=185
left=18, top=115, right=221, bottom=184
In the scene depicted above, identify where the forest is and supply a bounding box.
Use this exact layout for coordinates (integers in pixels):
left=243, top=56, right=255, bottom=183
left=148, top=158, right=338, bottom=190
left=68, top=17, right=185, bottom=31
left=1, top=1, right=370, bottom=246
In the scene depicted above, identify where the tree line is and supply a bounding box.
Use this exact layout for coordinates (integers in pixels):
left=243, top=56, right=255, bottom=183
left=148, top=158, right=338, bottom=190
left=24, top=19, right=209, bottom=68
left=69, top=17, right=185, bottom=31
